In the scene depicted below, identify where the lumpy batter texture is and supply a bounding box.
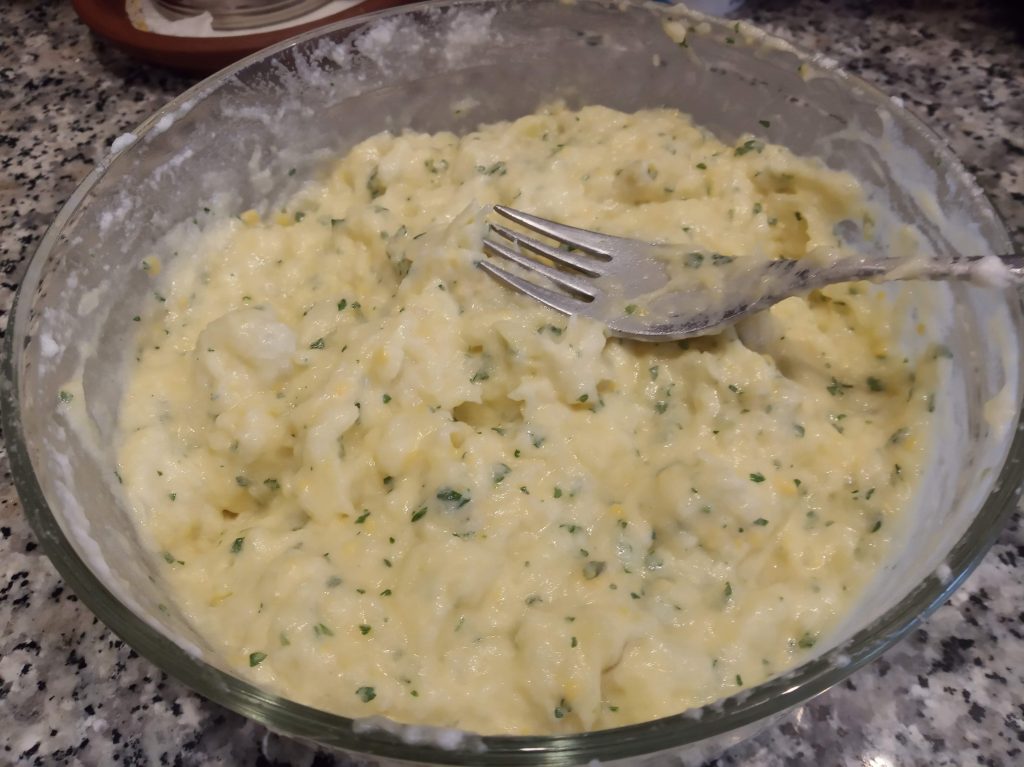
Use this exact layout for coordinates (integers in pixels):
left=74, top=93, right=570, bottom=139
left=118, top=105, right=938, bottom=734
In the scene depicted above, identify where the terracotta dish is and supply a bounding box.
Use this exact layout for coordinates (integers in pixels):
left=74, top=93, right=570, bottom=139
left=72, top=0, right=415, bottom=73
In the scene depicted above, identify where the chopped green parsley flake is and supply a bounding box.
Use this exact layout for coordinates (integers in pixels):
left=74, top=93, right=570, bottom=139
left=230, top=537, right=244, bottom=554
left=734, top=139, right=763, bottom=156
left=356, top=686, right=376, bottom=702
left=827, top=377, right=854, bottom=396
left=314, top=623, right=334, bottom=637
left=436, top=488, right=470, bottom=508
left=797, top=632, right=817, bottom=649
left=249, top=651, right=267, bottom=667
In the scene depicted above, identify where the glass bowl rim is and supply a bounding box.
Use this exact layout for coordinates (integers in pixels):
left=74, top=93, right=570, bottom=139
left=3, top=0, right=1021, bottom=762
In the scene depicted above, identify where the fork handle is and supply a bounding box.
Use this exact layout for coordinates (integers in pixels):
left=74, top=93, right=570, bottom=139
left=908, top=253, right=1024, bottom=284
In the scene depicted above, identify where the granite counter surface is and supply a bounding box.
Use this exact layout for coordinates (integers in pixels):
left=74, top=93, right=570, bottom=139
left=0, top=0, right=1022, bottom=764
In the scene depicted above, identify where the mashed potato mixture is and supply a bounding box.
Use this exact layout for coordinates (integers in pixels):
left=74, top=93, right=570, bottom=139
left=117, top=105, right=939, bottom=734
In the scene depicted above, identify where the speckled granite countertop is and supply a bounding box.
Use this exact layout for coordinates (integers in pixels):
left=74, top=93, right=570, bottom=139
left=1, top=0, right=1022, bottom=765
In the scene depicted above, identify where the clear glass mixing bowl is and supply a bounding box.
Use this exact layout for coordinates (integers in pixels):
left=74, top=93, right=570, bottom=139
left=3, top=1, right=1021, bottom=764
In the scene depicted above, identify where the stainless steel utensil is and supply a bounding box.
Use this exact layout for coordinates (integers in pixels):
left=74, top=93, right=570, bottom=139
left=480, top=205, right=1023, bottom=342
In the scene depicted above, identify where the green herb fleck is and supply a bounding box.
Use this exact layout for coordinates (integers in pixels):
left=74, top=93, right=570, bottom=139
left=355, top=510, right=370, bottom=524
left=359, top=624, right=371, bottom=635
left=382, top=394, right=392, bottom=404
left=314, top=623, right=335, bottom=637
left=249, top=651, right=267, bottom=667
left=867, top=376, right=885, bottom=392
left=749, top=472, right=765, bottom=483
left=235, top=475, right=250, bottom=487
left=827, top=377, right=853, bottom=396
left=734, top=139, right=763, bottom=156
left=230, top=537, right=245, bottom=554
left=685, top=251, right=705, bottom=268
left=625, top=304, right=638, bottom=315
left=356, top=686, right=376, bottom=702
left=582, top=561, right=606, bottom=580
left=753, top=518, right=769, bottom=526
left=797, top=632, right=817, bottom=649
left=554, top=698, right=572, bottom=719
left=367, top=167, right=385, bottom=199
left=554, top=487, right=563, bottom=499
left=58, top=390, right=74, bottom=404
left=888, top=427, right=909, bottom=445
left=493, top=463, right=511, bottom=484
left=264, top=478, right=280, bottom=490
left=411, top=506, right=428, bottom=523
left=793, top=423, right=805, bottom=437
left=479, top=161, right=507, bottom=176
left=437, top=488, right=470, bottom=508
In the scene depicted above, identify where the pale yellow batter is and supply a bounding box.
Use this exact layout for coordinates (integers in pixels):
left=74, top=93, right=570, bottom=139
left=117, top=104, right=938, bottom=734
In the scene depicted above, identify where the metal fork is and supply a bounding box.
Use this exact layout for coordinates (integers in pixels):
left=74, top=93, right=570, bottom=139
left=478, top=205, right=1024, bottom=342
